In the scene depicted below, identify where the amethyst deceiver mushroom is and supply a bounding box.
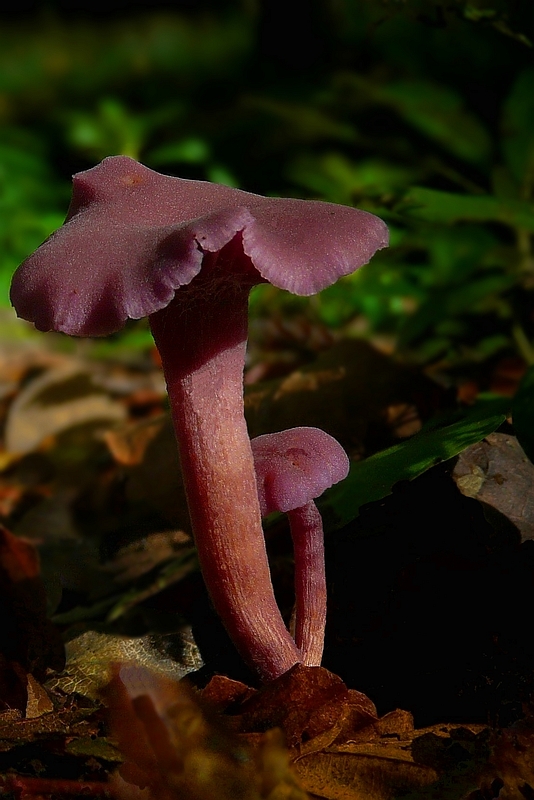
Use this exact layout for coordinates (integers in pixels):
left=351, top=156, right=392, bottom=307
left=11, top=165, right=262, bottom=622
left=251, top=427, right=349, bottom=667
left=10, top=155, right=388, bottom=682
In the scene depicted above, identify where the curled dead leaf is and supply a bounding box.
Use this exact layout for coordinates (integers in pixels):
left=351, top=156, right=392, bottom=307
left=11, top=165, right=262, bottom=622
left=204, top=664, right=376, bottom=753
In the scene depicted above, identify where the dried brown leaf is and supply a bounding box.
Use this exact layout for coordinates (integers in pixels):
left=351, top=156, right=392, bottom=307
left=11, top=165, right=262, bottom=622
left=103, top=418, right=163, bottom=467
left=5, top=365, right=127, bottom=455
left=102, top=665, right=309, bottom=800
left=199, top=674, right=257, bottom=711
left=25, top=673, right=54, bottom=719
left=211, top=665, right=377, bottom=753
left=105, top=529, right=192, bottom=584
left=453, top=432, right=534, bottom=541
left=294, top=720, right=490, bottom=800
left=481, top=717, right=534, bottom=799
left=48, top=630, right=202, bottom=701
left=198, top=667, right=497, bottom=800
left=293, top=747, right=438, bottom=800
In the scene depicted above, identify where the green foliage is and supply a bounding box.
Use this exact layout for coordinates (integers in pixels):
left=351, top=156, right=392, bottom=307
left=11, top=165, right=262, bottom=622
left=0, top=13, right=250, bottom=107
left=501, top=67, right=534, bottom=191
left=0, top=130, right=66, bottom=305
left=1, top=1, right=533, bottom=376
left=397, top=187, right=534, bottom=230
left=62, top=98, right=183, bottom=162
left=345, top=76, right=493, bottom=166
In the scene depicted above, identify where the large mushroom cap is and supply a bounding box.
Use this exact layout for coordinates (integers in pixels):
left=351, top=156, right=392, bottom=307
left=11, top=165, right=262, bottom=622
left=252, top=427, right=350, bottom=516
left=10, top=156, right=388, bottom=337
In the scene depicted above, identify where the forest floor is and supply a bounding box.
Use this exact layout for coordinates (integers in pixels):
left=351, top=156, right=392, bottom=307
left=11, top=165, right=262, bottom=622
left=0, top=314, right=533, bottom=799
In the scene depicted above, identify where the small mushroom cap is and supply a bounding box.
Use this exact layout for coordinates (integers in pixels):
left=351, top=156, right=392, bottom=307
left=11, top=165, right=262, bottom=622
left=252, top=427, right=350, bottom=516
left=10, top=156, right=388, bottom=337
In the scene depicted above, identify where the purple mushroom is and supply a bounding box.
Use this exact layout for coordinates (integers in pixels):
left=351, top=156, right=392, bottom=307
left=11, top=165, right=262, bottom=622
left=251, top=427, right=349, bottom=666
left=10, top=156, right=388, bottom=682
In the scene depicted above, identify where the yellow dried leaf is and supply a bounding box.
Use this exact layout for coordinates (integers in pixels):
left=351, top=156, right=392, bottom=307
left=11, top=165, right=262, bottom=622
left=294, top=743, right=438, bottom=799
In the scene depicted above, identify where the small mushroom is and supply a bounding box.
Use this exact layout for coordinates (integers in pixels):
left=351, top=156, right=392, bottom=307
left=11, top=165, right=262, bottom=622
left=251, top=427, right=349, bottom=666
left=10, top=156, right=387, bottom=681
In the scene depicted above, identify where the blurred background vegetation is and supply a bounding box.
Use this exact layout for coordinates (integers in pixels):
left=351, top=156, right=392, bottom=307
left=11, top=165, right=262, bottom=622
left=1, top=0, right=533, bottom=393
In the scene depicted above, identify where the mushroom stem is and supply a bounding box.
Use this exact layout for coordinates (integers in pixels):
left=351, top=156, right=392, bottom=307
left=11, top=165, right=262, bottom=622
left=149, top=267, right=301, bottom=682
left=288, top=502, right=327, bottom=666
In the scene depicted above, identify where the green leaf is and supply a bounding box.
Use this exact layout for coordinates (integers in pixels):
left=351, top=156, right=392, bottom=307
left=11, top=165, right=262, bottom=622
left=148, top=137, right=211, bottom=165
left=244, top=97, right=357, bottom=144
left=106, top=549, right=198, bottom=622
left=64, top=98, right=183, bottom=162
left=444, top=273, right=515, bottom=314
left=0, top=130, right=67, bottom=305
left=512, top=365, right=534, bottom=464
left=398, top=187, right=534, bottom=232
left=205, top=165, right=240, bottom=187
left=52, top=595, right=119, bottom=625
left=320, top=399, right=511, bottom=532
left=426, top=226, right=499, bottom=284
left=378, top=79, right=492, bottom=165
left=501, top=68, right=534, bottom=191
left=398, top=272, right=515, bottom=346
left=288, top=154, right=417, bottom=204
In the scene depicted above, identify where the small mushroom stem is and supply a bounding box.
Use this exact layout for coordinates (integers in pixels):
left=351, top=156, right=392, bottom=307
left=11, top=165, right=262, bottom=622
left=288, top=501, right=327, bottom=666
left=149, top=263, right=301, bottom=682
